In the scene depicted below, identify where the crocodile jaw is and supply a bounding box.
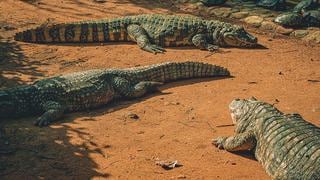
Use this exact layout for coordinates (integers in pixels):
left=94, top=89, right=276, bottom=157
left=221, top=27, right=258, bottom=48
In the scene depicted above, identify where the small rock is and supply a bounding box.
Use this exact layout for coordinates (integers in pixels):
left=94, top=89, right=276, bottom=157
left=231, top=8, right=240, bottom=13
left=303, top=31, right=320, bottom=44
left=196, top=2, right=205, bottom=9
left=127, top=112, right=139, bottom=120
left=177, top=174, right=187, bottom=179
left=260, top=13, right=276, bottom=18
left=244, top=16, right=264, bottom=27
left=230, top=11, right=249, bottom=19
left=291, top=30, right=309, bottom=38
left=260, top=21, right=277, bottom=31
left=307, top=27, right=320, bottom=31
left=164, top=101, right=180, bottom=105
left=275, top=26, right=294, bottom=35
left=252, top=9, right=271, bottom=15
left=156, top=160, right=183, bottom=170
left=211, top=7, right=232, bottom=18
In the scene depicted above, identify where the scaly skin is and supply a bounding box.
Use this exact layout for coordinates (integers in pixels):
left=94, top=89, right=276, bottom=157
left=200, top=0, right=226, bottom=6
left=14, top=14, right=258, bottom=54
left=274, top=10, right=320, bottom=27
left=212, top=97, right=320, bottom=179
left=274, top=0, right=319, bottom=27
left=0, top=61, right=230, bottom=127
left=293, top=0, right=319, bottom=13
left=256, top=0, right=286, bottom=10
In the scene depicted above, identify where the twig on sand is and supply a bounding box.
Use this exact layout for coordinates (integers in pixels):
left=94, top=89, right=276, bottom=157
left=216, top=124, right=235, bottom=128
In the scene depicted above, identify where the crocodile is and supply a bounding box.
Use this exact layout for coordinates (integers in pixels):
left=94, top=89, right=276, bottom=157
left=256, top=0, right=286, bottom=10
left=212, top=97, right=320, bottom=179
left=274, top=10, right=320, bottom=27
left=274, top=0, right=319, bottom=27
left=0, top=61, right=230, bottom=127
left=293, top=0, right=319, bottom=13
left=14, top=14, right=258, bottom=54
left=200, top=0, right=226, bottom=6
left=200, top=0, right=286, bottom=10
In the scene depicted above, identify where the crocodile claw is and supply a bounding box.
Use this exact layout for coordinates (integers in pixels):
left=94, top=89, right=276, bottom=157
left=143, top=44, right=166, bottom=54
left=212, top=137, right=227, bottom=149
left=207, top=44, right=219, bottom=52
left=34, top=117, right=50, bottom=127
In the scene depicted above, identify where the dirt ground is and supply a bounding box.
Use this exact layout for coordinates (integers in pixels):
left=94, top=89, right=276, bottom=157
left=0, top=0, right=319, bottom=179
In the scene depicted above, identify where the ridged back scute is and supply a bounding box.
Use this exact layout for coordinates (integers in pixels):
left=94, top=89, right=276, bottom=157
left=14, top=14, right=207, bottom=44
left=259, top=114, right=320, bottom=178
left=122, top=61, right=230, bottom=84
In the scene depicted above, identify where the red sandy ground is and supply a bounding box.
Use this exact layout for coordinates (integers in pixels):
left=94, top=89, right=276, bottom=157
left=0, top=0, right=319, bottom=179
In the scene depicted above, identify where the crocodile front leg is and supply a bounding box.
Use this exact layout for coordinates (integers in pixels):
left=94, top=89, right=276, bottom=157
left=192, top=34, right=219, bottom=52
left=127, top=24, right=166, bottom=54
left=212, top=130, right=256, bottom=151
left=112, top=76, right=163, bottom=98
left=34, top=101, right=66, bottom=127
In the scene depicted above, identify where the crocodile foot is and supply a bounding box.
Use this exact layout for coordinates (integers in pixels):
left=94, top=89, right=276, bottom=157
left=143, top=44, right=166, bottom=54
left=212, top=136, right=227, bottom=149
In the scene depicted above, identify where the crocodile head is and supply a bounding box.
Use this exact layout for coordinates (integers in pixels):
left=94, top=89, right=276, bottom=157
left=0, top=91, right=16, bottom=119
left=229, top=97, right=283, bottom=133
left=229, top=97, right=255, bottom=124
left=219, top=26, right=258, bottom=48
left=229, top=97, right=261, bottom=133
left=274, top=12, right=304, bottom=27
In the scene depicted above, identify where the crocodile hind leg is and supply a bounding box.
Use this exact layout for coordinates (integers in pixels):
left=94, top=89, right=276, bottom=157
left=127, top=24, right=166, bottom=54
left=113, top=76, right=163, bottom=98
left=212, top=130, right=256, bottom=151
left=192, top=34, right=219, bottom=52
left=34, top=101, right=66, bottom=127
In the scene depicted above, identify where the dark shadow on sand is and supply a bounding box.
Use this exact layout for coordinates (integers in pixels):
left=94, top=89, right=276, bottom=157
left=232, top=151, right=257, bottom=161
left=0, top=37, right=45, bottom=88
left=0, top=75, right=231, bottom=178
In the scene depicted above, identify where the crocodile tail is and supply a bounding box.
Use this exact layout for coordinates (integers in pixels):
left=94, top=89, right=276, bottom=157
left=125, top=61, right=230, bottom=83
left=14, top=19, right=130, bottom=43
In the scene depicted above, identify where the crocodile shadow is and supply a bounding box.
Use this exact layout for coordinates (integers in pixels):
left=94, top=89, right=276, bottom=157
left=0, top=37, right=45, bottom=89
left=0, top=119, right=111, bottom=178
left=94, top=76, right=233, bottom=114
left=231, top=151, right=257, bottom=161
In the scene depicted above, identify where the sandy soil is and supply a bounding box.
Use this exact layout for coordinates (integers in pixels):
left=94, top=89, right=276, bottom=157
left=0, top=0, right=319, bottom=179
